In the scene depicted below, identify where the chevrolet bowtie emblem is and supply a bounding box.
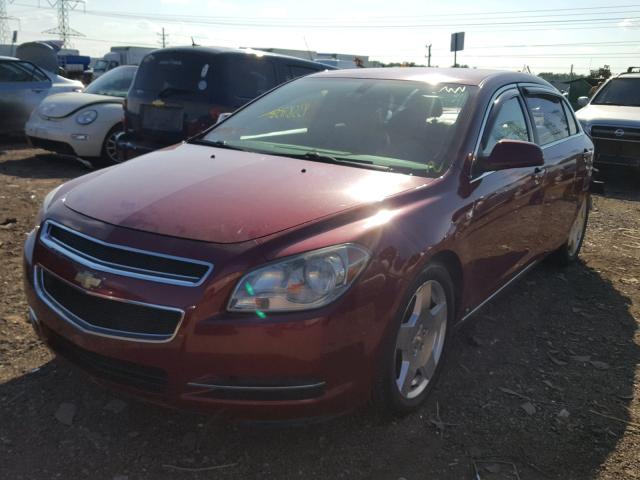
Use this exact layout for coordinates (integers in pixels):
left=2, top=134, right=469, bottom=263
left=151, top=99, right=165, bottom=107
left=75, top=271, right=102, bottom=289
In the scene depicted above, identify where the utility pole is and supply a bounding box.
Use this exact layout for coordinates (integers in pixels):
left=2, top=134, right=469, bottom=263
left=570, top=64, right=574, bottom=80
left=157, top=27, right=168, bottom=48
left=425, top=43, right=432, bottom=67
left=43, top=0, right=85, bottom=48
left=0, top=0, right=18, bottom=45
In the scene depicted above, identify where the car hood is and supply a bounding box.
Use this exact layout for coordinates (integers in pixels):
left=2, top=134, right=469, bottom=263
left=63, top=143, right=428, bottom=243
left=576, top=104, right=640, bottom=126
left=38, top=92, right=122, bottom=118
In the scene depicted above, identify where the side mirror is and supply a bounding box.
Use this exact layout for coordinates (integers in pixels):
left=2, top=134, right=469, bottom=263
left=216, top=112, right=232, bottom=124
left=480, top=140, right=544, bottom=173
left=577, top=96, right=589, bottom=108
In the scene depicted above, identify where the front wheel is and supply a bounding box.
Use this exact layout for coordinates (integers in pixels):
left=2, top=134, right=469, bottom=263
left=373, top=263, right=454, bottom=415
left=92, top=123, right=123, bottom=168
left=552, top=195, right=589, bottom=266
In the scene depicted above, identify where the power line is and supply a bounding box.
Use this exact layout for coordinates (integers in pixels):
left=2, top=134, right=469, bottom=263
left=42, top=0, right=84, bottom=47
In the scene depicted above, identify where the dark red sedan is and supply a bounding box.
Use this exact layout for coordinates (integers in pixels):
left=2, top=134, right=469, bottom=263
left=23, top=68, right=593, bottom=420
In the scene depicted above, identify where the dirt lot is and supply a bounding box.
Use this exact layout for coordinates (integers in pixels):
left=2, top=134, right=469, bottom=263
left=0, top=145, right=638, bottom=480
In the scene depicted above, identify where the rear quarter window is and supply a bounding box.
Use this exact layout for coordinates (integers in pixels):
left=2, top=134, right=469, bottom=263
left=286, top=65, right=321, bottom=81
left=227, top=57, right=277, bottom=100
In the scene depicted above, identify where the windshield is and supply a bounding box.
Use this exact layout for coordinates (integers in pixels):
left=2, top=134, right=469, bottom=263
left=199, top=77, right=475, bottom=177
left=592, top=78, right=640, bottom=107
left=94, top=60, right=108, bottom=72
left=84, top=66, right=136, bottom=97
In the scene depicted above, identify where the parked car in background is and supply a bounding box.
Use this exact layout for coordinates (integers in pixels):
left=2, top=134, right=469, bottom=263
left=25, top=66, right=137, bottom=166
left=116, top=46, right=333, bottom=160
left=0, top=56, right=83, bottom=135
left=24, top=68, right=593, bottom=420
left=576, top=71, right=640, bottom=172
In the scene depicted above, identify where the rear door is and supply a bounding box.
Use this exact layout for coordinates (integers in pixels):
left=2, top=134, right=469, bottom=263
left=0, top=60, right=51, bottom=133
left=461, top=88, right=546, bottom=307
left=522, top=89, right=586, bottom=252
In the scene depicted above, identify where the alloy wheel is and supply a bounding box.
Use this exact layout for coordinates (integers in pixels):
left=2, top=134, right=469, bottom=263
left=394, top=279, right=448, bottom=400
left=104, top=131, right=121, bottom=163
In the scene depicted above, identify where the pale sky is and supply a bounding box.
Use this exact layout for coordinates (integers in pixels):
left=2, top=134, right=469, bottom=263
left=4, top=0, right=640, bottom=75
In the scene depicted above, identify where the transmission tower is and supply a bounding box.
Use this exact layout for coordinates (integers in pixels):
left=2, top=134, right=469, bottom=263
left=43, top=0, right=84, bottom=48
left=0, top=0, right=18, bottom=45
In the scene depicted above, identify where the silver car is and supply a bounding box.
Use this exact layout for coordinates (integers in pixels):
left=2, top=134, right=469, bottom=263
left=0, top=56, right=83, bottom=135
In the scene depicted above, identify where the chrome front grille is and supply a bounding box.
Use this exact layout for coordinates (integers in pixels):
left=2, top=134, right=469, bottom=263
left=591, top=125, right=640, bottom=142
left=35, top=266, right=184, bottom=342
left=40, top=220, right=213, bottom=286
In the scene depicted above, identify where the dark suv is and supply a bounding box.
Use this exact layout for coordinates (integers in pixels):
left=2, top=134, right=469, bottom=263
left=116, top=46, right=332, bottom=159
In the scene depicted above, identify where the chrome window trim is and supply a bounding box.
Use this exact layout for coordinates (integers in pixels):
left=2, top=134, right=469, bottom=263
left=40, top=220, right=213, bottom=287
left=34, top=265, right=185, bottom=343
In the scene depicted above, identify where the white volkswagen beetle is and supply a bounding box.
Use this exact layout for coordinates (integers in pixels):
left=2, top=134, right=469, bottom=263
left=25, top=65, right=137, bottom=167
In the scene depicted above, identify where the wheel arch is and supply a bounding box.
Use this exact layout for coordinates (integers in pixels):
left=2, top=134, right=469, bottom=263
left=428, top=250, right=463, bottom=320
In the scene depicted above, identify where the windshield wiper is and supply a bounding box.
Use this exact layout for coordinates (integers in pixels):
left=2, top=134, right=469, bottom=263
left=289, top=151, right=392, bottom=172
left=190, top=139, right=247, bottom=151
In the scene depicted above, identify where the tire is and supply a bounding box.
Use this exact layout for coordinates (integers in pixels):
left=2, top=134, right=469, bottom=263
left=91, top=123, right=123, bottom=168
left=551, top=195, right=590, bottom=266
left=372, top=262, right=454, bottom=416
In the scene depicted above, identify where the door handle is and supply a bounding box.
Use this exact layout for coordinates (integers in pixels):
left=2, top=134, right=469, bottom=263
left=532, top=166, right=546, bottom=184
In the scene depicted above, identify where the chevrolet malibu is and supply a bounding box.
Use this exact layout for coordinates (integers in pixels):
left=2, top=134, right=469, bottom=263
left=23, top=68, right=593, bottom=420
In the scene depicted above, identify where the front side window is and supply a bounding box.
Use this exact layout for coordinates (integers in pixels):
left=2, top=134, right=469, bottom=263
left=525, top=94, right=570, bottom=145
left=592, top=78, right=640, bottom=107
left=85, top=66, right=136, bottom=98
left=481, top=95, right=529, bottom=156
left=198, top=77, right=476, bottom=178
left=0, top=61, right=44, bottom=83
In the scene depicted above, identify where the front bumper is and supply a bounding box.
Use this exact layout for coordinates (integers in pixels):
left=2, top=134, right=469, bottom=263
left=25, top=117, right=105, bottom=158
left=22, top=212, right=395, bottom=420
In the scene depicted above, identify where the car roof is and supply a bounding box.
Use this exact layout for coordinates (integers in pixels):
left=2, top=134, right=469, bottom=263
left=310, top=67, right=552, bottom=88
left=617, top=72, right=640, bottom=78
left=150, top=45, right=329, bottom=66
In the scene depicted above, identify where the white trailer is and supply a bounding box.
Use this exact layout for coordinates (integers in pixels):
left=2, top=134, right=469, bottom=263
left=93, top=46, right=155, bottom=78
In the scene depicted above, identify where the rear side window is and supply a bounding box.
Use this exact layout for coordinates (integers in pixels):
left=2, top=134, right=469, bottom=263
left=228, top=58, right=277, bottom=99
left=525, top=94, right=570, bottom=145
left=481, top=95, right=530, bottom=156
left=286, top=65, right=320, bottom=81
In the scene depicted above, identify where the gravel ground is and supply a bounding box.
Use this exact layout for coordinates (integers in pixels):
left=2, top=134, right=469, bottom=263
left=0, top=146, right=639, bottom=480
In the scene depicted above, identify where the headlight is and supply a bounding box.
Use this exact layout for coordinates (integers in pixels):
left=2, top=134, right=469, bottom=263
left=228, top=244, right=370, bottom=313
left=75, top=109, right=98, bottom=125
